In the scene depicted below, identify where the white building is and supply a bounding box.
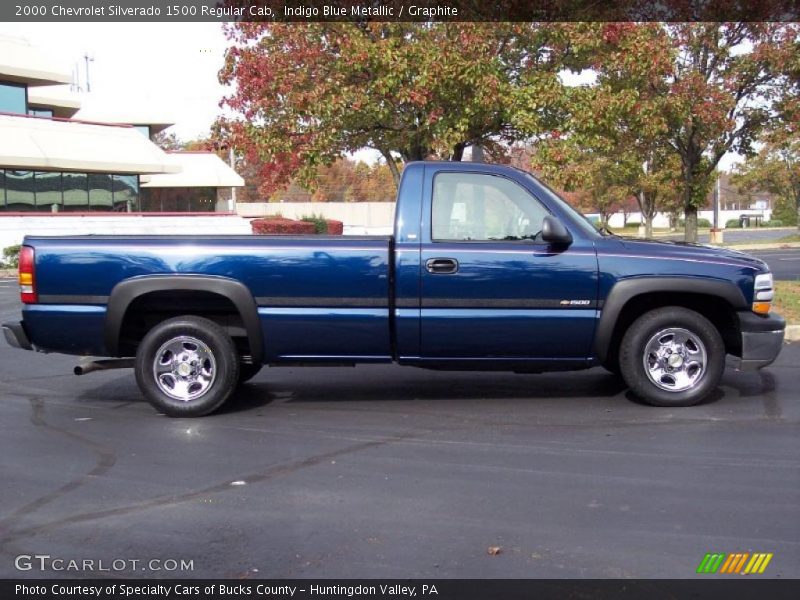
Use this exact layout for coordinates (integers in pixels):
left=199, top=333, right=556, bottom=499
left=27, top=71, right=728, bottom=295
left=0, top=35, right=248, bottom=249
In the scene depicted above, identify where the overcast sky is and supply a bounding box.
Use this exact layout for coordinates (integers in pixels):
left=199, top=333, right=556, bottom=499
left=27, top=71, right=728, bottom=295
left=0, top=22, right=230, bottom=140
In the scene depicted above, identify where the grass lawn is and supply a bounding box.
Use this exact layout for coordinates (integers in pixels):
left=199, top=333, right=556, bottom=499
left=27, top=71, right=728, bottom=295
left=774, top=281, right=800, bottom=324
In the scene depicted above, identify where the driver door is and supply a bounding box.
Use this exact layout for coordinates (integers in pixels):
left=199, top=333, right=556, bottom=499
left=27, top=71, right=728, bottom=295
left=420, top=171, right=598, bottom=360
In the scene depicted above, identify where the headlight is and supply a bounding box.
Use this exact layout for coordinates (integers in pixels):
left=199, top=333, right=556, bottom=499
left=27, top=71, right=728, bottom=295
left=752, top=272, right=774, bottom=314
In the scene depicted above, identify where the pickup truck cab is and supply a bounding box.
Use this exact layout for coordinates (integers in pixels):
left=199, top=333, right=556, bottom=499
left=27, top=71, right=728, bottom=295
left=3, top=162, right=786, bottom=416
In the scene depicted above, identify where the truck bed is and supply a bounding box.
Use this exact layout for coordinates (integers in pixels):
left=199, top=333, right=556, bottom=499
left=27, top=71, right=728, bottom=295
left=24, top=235, right=394, bottom=361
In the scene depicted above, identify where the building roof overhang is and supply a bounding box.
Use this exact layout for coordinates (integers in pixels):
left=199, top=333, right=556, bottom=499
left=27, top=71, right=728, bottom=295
left=0, top=36, right=72, bottom=86
left=141, top=152, right=244, bottom=188
left=27, top=86, right=82, bottom=119
left=0, top=114, right=181, bottom=174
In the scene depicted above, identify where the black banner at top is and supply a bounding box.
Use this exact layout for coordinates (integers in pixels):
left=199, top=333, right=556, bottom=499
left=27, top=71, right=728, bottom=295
left=2, top=0, right=800, bottom=22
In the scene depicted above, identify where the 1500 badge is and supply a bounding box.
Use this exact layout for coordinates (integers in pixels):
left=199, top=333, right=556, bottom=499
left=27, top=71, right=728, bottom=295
left=560, top=299, right=592, bottom=306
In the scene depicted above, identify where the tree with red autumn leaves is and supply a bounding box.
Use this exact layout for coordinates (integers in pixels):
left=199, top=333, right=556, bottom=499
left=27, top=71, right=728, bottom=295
left=215, top=22, right=566, bottom=197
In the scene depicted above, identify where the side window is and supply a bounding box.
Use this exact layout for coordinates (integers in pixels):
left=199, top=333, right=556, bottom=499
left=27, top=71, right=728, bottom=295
left=432, top=172, right=549, bottom=241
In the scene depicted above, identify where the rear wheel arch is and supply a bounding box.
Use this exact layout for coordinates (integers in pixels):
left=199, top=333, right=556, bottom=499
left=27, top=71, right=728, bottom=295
left=105, top=275, right=263, bottom=365
left=595, top=277, right=746, bottom=366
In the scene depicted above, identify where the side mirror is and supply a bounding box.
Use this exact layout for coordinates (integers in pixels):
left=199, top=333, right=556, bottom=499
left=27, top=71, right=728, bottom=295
left=541, top=215, right=573, bottom=246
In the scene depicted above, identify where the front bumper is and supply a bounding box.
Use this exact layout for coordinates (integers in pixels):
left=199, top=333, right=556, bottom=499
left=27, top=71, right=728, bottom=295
left=736, top=311, right=786, bottom=371
left=2, top=321, right=33, bottom=351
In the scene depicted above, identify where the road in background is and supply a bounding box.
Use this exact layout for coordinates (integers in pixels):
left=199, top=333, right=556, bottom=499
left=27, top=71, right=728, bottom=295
left=658, top=227, right=796, bottom=245
left=750, top=249, right=800, bottom=281
left=0, top=285, right=797, bottom=579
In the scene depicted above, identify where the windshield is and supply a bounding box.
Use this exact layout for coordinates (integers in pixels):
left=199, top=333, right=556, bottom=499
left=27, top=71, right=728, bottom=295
left=521, top=172, right=604, bottom=238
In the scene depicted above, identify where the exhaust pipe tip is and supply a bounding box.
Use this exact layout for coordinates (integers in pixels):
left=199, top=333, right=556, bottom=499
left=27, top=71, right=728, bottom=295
left=73, top=358, right=135, bottom=376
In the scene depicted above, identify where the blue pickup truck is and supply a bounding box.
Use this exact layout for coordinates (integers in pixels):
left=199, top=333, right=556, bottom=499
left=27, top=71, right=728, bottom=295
left=2, top=162, right=786, bottom=416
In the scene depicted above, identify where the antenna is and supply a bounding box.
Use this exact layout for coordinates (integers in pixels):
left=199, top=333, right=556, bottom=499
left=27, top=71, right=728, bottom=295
left=83, top=52, right=94, bottom=92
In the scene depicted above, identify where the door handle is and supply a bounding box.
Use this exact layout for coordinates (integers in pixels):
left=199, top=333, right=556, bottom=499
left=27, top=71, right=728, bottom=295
left=425, top=258, right=459, bottom=274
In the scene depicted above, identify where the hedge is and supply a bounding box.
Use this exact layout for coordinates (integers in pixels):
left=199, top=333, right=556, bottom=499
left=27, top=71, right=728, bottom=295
left=251, top=217, right=316, bottom=234
left=678, top=218, right=712, bottom=228
left=725, top=219, right=741, bottom=229
left=251, top=217, right=344, bottom=235
left=325, top=219, right=344, bottom=235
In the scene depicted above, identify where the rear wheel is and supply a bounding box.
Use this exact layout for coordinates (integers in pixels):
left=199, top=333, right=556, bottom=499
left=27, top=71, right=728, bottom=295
left=619, top=307, right=725, bottom=407
left=135, top=316, right=239, bottom=417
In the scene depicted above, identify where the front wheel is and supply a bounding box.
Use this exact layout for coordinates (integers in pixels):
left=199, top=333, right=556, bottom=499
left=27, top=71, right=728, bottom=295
left=135, top=316, right=239, bottom=417
left=619, top=307, right=725, bottom=407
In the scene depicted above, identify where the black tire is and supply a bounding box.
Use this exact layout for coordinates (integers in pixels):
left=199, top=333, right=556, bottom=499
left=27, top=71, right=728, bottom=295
left=134, top=316, right=239, bottom=417
left=238, top=363, right=263, bottom=384
left=619, top=307, right=725, bottom=407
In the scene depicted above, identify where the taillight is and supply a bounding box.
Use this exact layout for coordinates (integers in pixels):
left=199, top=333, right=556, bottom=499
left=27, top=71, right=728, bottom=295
left=18, top=245, right=37, bottom=304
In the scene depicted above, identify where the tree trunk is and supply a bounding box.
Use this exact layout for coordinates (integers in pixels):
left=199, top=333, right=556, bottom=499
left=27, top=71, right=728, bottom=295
left=451, top=143, right=465, bottom=161
left=381, top=150, right=401, bottom=190
left=796, top=194, right=800, bottom=232
left=684, top=206, right=698, bottom=243
left=645, top=214, right=653, bottom=238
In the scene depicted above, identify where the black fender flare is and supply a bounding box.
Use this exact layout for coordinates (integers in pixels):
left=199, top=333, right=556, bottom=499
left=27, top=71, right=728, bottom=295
left=594, top=277, right=748, bottom=363
left=105, top=275, right=263, bottom=364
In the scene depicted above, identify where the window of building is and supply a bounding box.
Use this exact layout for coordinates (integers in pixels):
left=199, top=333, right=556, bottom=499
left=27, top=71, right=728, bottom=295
left=62, top=171, right=88, bottom=211
left=28, top=108, right=54, bottom=118
left=432, top=172, right=549, bottom=242
left=112, top=174, right=138, bottom=211
left=133, top=125, right=151, bottom=139
left=0, top=81, right=27, bottom=114
left=88, top=173, right=113, bottom=211
left=139, top=187, right=217, bottom=213
left=34, top=171, right=62, bottom=208
left=0, top=169, right=146, bottom=213
left=5, top=171, right=35, bottom=210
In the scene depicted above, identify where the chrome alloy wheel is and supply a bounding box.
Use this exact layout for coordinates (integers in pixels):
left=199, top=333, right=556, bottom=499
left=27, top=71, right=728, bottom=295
left=152, top=336, right=217, bottom=402
left=643, top=327, right=707, bottom=392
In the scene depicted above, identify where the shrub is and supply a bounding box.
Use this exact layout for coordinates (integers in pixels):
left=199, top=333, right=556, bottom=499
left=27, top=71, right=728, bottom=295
left=2, top=244, right=21, bottom=268
left=725, top=219, right=741, bottom=229
left=251, top=217, right=316, bottom=235
left=300, top=214, right=329, bottom=234
left=679, top=218, right=712, bottom=228
left=325, top=219, right=344, bottom=235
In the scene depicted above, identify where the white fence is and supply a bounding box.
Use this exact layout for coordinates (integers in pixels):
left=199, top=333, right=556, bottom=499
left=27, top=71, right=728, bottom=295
left=237, top=202, right=396, bottom=229
left=0, top=215, right=252, bottom=252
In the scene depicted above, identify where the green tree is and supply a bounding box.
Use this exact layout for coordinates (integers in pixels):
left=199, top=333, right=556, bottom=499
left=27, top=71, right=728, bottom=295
left=733, top=134, right=800, bottom=229
left=573, top=23, right=798, bottom=242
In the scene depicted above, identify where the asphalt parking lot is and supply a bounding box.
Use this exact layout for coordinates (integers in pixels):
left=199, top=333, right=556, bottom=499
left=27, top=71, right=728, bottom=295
left=0, top=281, right=798, bottom=580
